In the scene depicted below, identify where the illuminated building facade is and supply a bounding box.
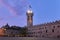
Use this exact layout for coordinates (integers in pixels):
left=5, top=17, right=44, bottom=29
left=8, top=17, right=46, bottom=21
left=27, top=21, right=60, bottom=38
left=0, top=5, right=60, bottom=38
left=27, top=6, right=60, bottom=38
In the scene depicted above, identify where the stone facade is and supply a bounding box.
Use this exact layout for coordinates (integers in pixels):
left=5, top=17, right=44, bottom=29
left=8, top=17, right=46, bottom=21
left=26, top=7, right=60, bottom=38
left=0, top=28, right=5, bottom=36
left=0, top=28, right=21, bottom=37
left=0, top=6, right=60, bottom=38
left=27, top=20, right=60, bottom=38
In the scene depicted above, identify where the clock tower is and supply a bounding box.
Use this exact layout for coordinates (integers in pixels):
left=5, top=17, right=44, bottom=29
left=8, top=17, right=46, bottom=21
left=26, top=5, right=33, bottom=27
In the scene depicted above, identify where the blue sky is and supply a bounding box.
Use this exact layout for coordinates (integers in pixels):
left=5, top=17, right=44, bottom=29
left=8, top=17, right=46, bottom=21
left=0, top=0, right=60, bottom=27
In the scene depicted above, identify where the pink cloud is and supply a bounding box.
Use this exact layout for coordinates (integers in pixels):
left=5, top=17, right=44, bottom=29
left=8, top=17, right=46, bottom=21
left=0, top=0, right=29, bottom=16
left=0, top=0, right=17, bottom=16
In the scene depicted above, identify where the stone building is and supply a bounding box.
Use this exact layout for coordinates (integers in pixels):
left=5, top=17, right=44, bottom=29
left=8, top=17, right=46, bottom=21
left=0, top=24, right=27, bottom=37
left=0, top=24, right=20, bottom=37
left=0, top=28, right=5, bottom=36
left=27, top=21, right=60, bottom=38
left=0, top=5, right=60, bottom=38
left=26, top=6, right=60, bottom=38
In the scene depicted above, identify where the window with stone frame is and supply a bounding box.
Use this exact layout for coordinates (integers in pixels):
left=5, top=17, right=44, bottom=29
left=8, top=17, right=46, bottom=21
left=52, top=29, right=54, bottom=32
left=53, top=26, right=55, bottom=28
left=57, top=35, right=60, bottom=38
left=57, top=25, right=60, bottom=28
left=46, top=30, right=48, bottom=33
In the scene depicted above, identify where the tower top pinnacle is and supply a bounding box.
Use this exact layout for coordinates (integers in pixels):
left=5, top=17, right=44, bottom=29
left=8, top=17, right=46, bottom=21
left=27, top=5, right=33, bottom=13
left=28, top=5, right=32, bottom=10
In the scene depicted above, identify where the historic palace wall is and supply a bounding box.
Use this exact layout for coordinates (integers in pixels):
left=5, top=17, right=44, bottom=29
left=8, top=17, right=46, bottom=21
left=0, top=37, right=60, bottom=40
left=27, top=21, right=60, bottom=38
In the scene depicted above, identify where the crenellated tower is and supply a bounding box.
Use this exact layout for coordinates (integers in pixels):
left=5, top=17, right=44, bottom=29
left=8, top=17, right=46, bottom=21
left=26, top=5, right=33, bottom=27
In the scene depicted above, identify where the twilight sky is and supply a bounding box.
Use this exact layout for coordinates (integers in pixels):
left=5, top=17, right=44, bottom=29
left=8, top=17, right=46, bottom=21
left=0, top=0, right=60, bottom=27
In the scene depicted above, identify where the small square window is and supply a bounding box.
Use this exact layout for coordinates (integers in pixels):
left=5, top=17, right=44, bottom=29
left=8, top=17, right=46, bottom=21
left=57, top=26, right=60, bottom=28
left=53, top=26, right=55, bottom=28
left=57, top=35, right=60, bottom=38
left=52, top=29, right=54, bottom=32
left=46, top=30, right=48, bottom=33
